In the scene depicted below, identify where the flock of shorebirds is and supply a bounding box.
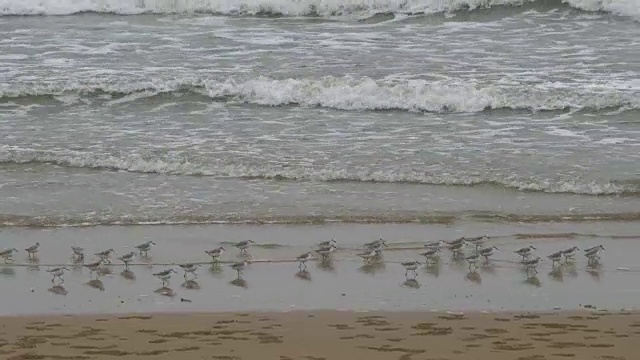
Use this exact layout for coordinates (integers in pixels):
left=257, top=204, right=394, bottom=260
left=0, top=236, right=606, bottom=288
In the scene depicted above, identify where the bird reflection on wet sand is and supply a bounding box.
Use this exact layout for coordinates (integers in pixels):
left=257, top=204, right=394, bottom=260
left=295, top=269, right=311, bottom=281
left=1, top=267, right=15, bottom=276
left=587, top=264, right=602, bottom=281
left=27, top=257, right=40, bottom=271
left=154, top=286, right=176, bottom=297
left=359, top=261, right=385, bottom=275
left=524, top=275, right=541, bottom=288
left=548, top=267, right=564, bottom=282
left=423, top=263, right=440, bottom=278
left=316, top=259, right=335, bottom=272
left=86, top=279, right=105, bottom=291
left=230, top=277, right=248, bottom=288
left=121, top=269, right=136, bottom=280
left=465, top=271, right=481, bottom=284
left=48, top=285, right=67, bottom=296
left=402, top=278, right=420, bottom=289
left=181, top=280, right=200, bottom=290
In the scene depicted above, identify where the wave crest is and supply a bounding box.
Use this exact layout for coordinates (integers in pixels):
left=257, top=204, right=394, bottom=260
left=0, top=0, right=638, bottom=18
left=2, top=76, right=638, bottom=113
left=1, top=148, right=638, bottom=196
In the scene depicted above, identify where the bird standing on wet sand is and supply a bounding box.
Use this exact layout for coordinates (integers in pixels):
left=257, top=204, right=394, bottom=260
left=0, top=248, right=18, bottom=263
left=315, top=244, right=336, bottom=261
left=230, top=260, right=249, bottom=278
left=401, top=261, right=421, bottom=278
left=71, top=246, right=84, bottom=260
left=95, top=249, right=115, bottom=264
left=446, top=237, right=466, bottom=248
left=153, top=268, right=178, bottom=286
left=317, top=238, right=336, bottom=248
left=465, top=253, right=480, bottom=271
left=357, top=250, right=378, bottom=265
left=515, top=246, right=536, bottom=260
left=46, top=267, right=68, bottom=283
left=179, top=263, right=201, bottom=279
left=547, top=251, right=563, bottom=267
left=561, top=246, right=579, bottom=261
left=296, top=252, right=315, bottom=270
left=465, top=235, right=488, bottom=251
left=205, top=247, right=225, bottom=263
left=135, top=241, right=156, bottom=257
left=584, top=245, right=605, bottom=265
left=84, top=260, right=103, bottom=278
left=449, top=242, right=465, bottom=257
left=118, top=252, right=136, bottom=270
left=522, top=257, right=543, bottom=275
left=364, top=238, right=387, bottom=250
left=419, top=248, right=440, bottom=265
left=234, top=240, right=255, bottom=255
left=478, top=246, right=498, bottom=262
left=25, top=242, right=40, bottom=258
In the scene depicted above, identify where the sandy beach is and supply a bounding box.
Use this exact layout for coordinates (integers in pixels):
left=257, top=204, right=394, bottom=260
left=0, top=310, right=637, bottom=360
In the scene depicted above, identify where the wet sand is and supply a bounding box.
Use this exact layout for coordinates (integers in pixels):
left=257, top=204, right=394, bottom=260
left=0, top=222, right=639, bottom=315
left=0, top=310, right=638, bottom=360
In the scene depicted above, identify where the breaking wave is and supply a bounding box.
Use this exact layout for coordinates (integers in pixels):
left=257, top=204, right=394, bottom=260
left=1, top=149, right=638, bottom=196
left=2, top=76, right=638, bottom=113
left=0, top=0, right=638, bottom=18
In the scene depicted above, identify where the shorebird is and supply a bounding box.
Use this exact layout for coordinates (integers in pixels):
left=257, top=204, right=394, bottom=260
left=478, top=246, right=498, bottom=262
left=584, top=245, right=605, bottom=265
left=0, top=248, right=18, bottom=263
left=317, top=238, right=336, bottom=248
left=296, top=252, right=315, bottom=270
left=364, top=238, right=387, bottom=250
left=84, top=260, right=103, bottom=278
left=449, top=242, right=465, bottom=257
left=230, top=260, right=249, bottom=278
left=233, top=240, right=255, bottom=255
left=424, top=240, right=445, bottom=249
left=547, top=251, right=564, bottom=267
left=205, top=247, right=226, bottom=263
left=465, top=235, right=488, bottom=251
left=315, top=245, right=336, bottom=261
left=561, top=246, right=579, bottom=261
left=95, top=249, right=115, bottom=264
left=357, top=250, right=379, bottom=265
left=401, top=261, right=422, bottom=277
left=419, top=248, right=440, bottom=264
left=179, top=263, right=201, bottom=279
left=465, top=253, right=480, bottom=271
left=25, top=242, right=40, bottom=258
left=515, top=246, right=536, bottom=260
left=117, top=252, right=136, bottom=270
left=446, top=237, right=466, bottom=248
left=522, top=257, right=543, bottom=275
left=46, top=267, right=68, bottom=283
left=71, top=246, right=84, bottom=260
left=153, top=268, right=178, bottom=286
left=135, top=241, right=156, bottom=256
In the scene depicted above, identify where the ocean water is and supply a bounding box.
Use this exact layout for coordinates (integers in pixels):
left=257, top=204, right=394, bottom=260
left=1, top=0, right=639, bottom=228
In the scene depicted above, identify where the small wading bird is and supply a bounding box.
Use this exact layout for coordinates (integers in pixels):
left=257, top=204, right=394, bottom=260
left=234, top=240, right=255, bottom=255
left=561, top=246, right=579, bottom=261
left=230, top=260, right=249, bottom=278
left=584, top=245, right=605, bottom=265
left=419, top=248, right=440, bottom=265
left=522, top=257, right=543, bottom=275
left=296, top=252, right=315, bottom=270
left=317, top=238, right=336, bottom=248
left=84, top=260, right=103, bottom=278
left=478, top=246, right=498, bottom=262
left=465, top=235, right=488, bottom=251
left=515, top=246, right=536, bottom=261
left=205, top=247, right=226, bottom=263
left=547, top=251, right=564, bottom=267
left=46, top=267, right=68, bottom=283
left=25, top=242, right=40, bottom=258
left=401, top=261, right=422, bottom=278
left=135, top=241, right=156, bottom=257
left=71, top=246, right=84, bottom=260
left=95, top=249, right=115, bottom=264
left=179, top=263, right=201, bottom=279
left=315, top=245, right=336, bottom=261
left=364, top=238, right=387, bottom=250
left=424, top=240, right=445, bottom=249
left=118, top=252, right=136, bottom=270
left=465, top=253, right=480, bottom=271
left=153, top=268, right=178, bottom=287
left=446, top=237, right=466, bottom=248
left=357, top=250, right=378, bottom=265
left=0, top=248, right=18, bottom=263
left=449, top=242, right=465, bottom=257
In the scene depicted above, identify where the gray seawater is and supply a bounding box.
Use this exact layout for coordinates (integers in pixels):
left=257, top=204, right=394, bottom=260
left=1, top=0, right=639, bottom=227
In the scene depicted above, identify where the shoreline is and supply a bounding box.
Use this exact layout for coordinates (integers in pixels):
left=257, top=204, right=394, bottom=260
left=1, top=310, right=638, bottom=360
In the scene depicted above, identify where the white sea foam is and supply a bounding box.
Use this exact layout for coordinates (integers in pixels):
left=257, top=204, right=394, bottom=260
left=0, top=0, right=638, bottom=18
left=1, top=76, right=637, bottom=113
left=0, top=147, right=637, bottom=195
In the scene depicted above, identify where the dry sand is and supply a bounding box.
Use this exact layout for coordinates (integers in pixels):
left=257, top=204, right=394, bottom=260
left=0, top=310, right=637, bottom=360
